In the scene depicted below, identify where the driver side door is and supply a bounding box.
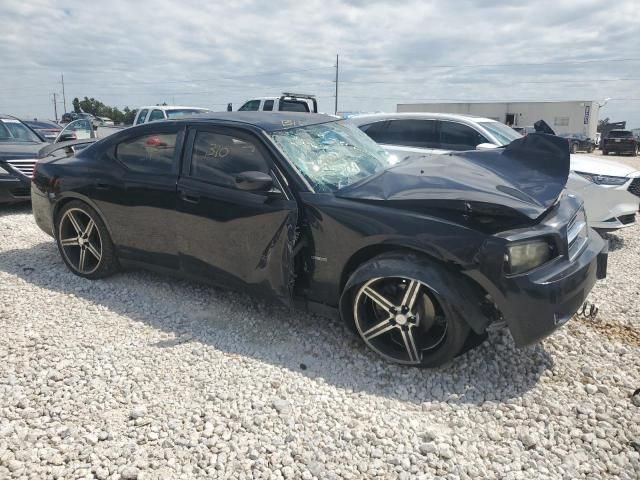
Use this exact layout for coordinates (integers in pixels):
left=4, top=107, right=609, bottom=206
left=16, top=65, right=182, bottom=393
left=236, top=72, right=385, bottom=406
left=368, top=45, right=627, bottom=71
left=175, top=126, right=298, bottom=303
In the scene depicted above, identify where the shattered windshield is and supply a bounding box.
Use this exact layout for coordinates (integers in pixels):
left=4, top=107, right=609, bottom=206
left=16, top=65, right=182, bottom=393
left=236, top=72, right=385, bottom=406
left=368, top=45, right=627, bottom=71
left=270, top=121, right=392, bottom=192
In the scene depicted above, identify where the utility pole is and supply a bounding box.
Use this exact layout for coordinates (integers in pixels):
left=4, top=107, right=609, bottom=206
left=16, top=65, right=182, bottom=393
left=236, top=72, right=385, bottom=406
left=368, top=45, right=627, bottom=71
left=52, top=93, right=58, bottom=121
left=61, top=73, right=67, bottom=113
left=334, top=54, right=339, bottom=115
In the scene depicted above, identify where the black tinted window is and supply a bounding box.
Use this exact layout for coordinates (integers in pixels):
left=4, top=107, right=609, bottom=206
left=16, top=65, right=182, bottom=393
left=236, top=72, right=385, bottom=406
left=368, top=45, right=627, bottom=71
left=190, top=131, right=269, bottom=188
left=359, top=122, right=389, bottom=143
left=263, top=100, right=274, bottom=111
left=239, top=100, right=260, bottom=111
left=607, top=130, right=633, bottom=138
left=116, top=133, right=177, bottom=174
left=280, top=100, right=309, bottom=112
left=377, top=119, right=438, bottom=148
left=136, top=109, right=148, bottom=125
left=148, top=110, right=165, bottom=122
left=439, top=122, right=488, bottom=151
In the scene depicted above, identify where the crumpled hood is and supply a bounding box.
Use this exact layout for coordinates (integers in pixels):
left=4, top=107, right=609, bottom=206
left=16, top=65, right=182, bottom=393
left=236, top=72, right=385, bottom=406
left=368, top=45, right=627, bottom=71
left=337, top=133, right=570, bottom=220
left=0, top=142, right=47, bottom=161
left=570, top=153, right=640, bottom=178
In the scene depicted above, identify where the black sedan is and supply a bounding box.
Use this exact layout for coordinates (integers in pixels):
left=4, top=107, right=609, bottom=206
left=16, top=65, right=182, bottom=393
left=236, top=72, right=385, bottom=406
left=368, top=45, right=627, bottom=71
left=22, top=119, right=62, bottom=142
left=31, top=112, right=607, bottom=367
left=559, top=133, right=596, bottom=154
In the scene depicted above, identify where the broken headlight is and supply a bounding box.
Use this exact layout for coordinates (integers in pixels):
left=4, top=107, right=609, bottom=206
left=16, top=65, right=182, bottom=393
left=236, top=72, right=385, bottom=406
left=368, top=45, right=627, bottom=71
left=574, top=172, right=628, bottom=186
left=505, top=240, right=552, bottom=275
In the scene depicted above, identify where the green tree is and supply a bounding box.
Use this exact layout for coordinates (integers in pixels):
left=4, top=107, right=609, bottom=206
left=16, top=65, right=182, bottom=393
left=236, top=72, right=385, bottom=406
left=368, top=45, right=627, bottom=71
left=70, top=96, right=137, bottom=125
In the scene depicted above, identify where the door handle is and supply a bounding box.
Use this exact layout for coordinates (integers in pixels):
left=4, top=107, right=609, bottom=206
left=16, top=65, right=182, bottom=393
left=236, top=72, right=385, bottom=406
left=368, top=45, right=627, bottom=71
left=180, top=191, right=200, bottom=204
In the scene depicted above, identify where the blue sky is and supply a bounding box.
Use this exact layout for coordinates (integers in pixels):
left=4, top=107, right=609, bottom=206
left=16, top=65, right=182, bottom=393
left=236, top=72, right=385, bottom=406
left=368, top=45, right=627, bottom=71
left=1, top=0, right=638, bottom=126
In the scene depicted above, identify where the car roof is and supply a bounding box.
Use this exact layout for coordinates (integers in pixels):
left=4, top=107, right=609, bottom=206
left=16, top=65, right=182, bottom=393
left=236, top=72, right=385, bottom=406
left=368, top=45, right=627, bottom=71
left=347, top=112, right=498, bottom=124
left=177, top=111, right=339, bottom=132
left=137, top=105, right=209, bottom=111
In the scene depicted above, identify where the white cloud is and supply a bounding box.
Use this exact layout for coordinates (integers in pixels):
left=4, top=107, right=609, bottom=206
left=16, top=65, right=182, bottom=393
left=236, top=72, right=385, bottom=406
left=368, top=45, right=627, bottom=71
left=0, top=0, right=638, bottom=126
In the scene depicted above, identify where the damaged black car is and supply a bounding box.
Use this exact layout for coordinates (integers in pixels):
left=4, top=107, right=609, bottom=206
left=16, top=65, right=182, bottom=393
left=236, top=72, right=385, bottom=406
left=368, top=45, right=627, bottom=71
left=31, top=112, right=608, bottom=367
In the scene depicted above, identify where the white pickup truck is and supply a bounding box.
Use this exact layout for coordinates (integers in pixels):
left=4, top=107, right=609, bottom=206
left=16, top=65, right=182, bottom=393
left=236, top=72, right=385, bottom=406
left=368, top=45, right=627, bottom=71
left=237, top=93, right=318, bottom=113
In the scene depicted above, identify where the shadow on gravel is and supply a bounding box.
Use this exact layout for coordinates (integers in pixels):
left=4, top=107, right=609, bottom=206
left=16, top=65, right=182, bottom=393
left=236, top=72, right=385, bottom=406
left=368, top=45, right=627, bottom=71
left=0, top=202, right=31, bottom=218
left=601, top=232, right=625, bottom=252
left=0, top=241, right=552, bottom=406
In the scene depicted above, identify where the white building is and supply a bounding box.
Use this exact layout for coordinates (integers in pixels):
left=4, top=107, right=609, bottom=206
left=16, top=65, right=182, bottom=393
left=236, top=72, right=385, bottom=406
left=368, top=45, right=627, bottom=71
left=397, top=101, right=600, bottom=139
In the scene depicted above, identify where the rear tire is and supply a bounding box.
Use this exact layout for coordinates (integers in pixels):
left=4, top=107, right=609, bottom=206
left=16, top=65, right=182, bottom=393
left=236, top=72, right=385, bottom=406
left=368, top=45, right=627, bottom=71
left=570, top=143, right=578, bottom=154
left=602, top=149, right=608, bottom=155
left=55, top=200, right=119, bottom=279
left=343, top=254, right=470, bottom=367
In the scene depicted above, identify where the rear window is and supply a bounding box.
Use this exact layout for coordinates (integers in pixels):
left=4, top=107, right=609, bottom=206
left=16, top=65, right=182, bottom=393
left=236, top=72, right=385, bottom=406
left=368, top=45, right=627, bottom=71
left=116, top=133, right=177, bottom=174
left=607, top=130, right=633, bottom=138
left=263, top=100, right=274, bottom=111
left=280, top=100, right=310, bottom=112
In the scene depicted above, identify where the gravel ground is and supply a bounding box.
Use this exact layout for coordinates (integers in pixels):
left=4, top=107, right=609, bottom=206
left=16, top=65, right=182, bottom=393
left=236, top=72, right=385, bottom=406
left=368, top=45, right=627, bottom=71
left=0, top=204, right=638, bottom=480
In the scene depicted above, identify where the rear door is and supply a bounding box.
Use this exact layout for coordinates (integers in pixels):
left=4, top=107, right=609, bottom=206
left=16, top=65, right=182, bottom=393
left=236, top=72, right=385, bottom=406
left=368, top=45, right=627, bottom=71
left=91, top=124, right=184, bottom=268
left=175, top=125, right=298, bottom=302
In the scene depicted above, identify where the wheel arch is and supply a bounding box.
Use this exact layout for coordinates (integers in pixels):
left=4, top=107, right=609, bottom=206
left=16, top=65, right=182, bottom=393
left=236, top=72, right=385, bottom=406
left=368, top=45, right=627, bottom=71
left=338, top=245, right=492, bottom=336
left=53, top=194, right=114, bottom=241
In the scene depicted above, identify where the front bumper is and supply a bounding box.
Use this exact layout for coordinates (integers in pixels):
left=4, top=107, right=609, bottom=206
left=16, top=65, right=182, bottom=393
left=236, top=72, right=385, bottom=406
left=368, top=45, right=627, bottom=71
left=570, top=177, right=640, bottom=230
left=0, top=176, right=31, bottom=204
left=466, top=196, right=608, bottom=346
left=497, top=227, right=606, bottom=345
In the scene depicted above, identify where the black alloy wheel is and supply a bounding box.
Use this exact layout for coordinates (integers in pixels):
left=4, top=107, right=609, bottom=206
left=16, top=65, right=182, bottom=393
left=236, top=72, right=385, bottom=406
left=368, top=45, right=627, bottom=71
left=56, top=201, right=119, bottom=279
left=351, top=273, right=469, bottom=367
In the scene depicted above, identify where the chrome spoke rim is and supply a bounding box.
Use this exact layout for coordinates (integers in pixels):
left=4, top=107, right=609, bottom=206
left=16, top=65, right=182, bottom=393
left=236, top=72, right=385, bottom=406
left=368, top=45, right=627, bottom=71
left=401, top=279, right=421, bottom=312
left=354, top=276, right=445, bottom=365
left=58, top=208, right=103, bottom=275
left=362, top=284, right=395, bottom=312
left=85, top=242, right=101, bottom=261
left=362, top=316, right=395, bottom=340
left=67, top=212, right=83, bottom=235
left=401, top=327, right=420, bottom=363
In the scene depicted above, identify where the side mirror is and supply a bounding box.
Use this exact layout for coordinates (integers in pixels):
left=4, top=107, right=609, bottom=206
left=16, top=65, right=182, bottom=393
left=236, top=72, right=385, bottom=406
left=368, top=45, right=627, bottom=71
left=476, top=143, right=498, bottom=150
left=58, top=132, right=77, bottom=142
left=235, top=171, right=273, bottom=192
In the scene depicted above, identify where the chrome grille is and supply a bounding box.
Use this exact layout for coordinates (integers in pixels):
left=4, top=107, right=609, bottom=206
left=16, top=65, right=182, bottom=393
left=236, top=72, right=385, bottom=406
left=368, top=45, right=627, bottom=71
left=5, top=158, right=37, bottom=178
left=567, top=208, right=588, bottom=260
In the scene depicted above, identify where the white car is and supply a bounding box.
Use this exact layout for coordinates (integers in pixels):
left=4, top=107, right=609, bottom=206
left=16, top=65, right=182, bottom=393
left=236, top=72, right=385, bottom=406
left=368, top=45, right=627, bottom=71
left=133, top=105, right=210, bottom=125
left=348, top=113, right=640, bottom=231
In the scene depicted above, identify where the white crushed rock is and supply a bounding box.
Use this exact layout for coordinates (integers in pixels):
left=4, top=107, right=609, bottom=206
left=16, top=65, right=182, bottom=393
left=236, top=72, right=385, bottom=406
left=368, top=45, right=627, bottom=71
left=0, top=204, right=638, bottom=479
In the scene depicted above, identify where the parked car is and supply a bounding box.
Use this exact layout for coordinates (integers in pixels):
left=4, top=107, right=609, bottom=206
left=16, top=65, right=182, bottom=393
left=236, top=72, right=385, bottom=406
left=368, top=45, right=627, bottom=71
left=348, top=113, right=640, bottom=231
left=60, top=112, right=95, bottom=124
left=22, top=119, right=62, bottom=142
left=97, top=117, right=114, bottom=126
left=0, top=114, right=48, bottom=203
left=31, top=112, right=607, bottom=367
left=237, top=93, right=318, bottom=113
left=602, top=130, right=638, bottom=156
left=54, top=118, right=121, bottom=143
left=559, top=133, right=596, bottom=154
left=133, top=105, right=210, bottom=125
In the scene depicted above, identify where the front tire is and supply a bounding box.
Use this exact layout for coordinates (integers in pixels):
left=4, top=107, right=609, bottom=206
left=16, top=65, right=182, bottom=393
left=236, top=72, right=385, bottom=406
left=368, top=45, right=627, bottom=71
left=570, top=143, right=578, bottom=154
left=344, top=255, right=470, bottom=367
left=55, top=200, right=119, bottom=279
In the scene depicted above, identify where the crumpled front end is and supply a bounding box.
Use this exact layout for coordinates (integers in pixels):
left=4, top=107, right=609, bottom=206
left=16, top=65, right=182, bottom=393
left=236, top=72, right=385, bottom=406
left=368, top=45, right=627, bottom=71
left=465, top=194, right=608, bottom=346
